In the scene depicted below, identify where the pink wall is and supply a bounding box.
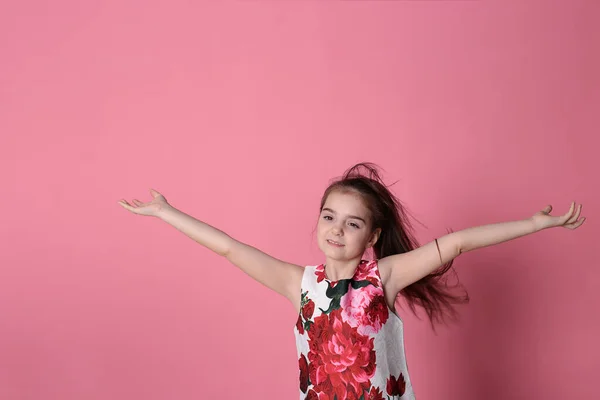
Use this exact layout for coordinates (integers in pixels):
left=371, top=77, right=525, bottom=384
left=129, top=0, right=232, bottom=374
left=1, top=1, right=598, bottom=399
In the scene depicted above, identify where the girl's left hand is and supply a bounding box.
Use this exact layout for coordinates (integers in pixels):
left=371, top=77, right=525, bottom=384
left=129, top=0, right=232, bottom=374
left=531, top=202, right=586, bottom=231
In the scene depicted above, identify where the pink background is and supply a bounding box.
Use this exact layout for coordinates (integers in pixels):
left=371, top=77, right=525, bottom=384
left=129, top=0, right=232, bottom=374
left=1, top=1, right=598, bottom=399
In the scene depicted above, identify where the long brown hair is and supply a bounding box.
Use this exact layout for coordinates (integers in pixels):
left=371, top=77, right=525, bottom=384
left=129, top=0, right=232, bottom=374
left=319, top=162, right=469, bottom=329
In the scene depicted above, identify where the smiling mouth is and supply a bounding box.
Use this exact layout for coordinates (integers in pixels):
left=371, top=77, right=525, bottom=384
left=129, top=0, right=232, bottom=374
left=327, top=239, right=345, bottom=246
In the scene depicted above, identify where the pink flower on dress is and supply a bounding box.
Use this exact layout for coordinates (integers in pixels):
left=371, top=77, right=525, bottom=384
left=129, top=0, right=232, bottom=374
left=340, top=283, right=389, bottom=335
left=307, top=309, right=375, bottom=399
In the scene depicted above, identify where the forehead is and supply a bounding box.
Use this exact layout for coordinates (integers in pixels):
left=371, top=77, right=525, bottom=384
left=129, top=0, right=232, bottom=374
left=322, top=190, right=369, bottom=217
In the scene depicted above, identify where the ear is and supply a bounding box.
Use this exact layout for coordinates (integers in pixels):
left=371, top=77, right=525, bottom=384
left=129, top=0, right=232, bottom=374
left=368, top=228, right=382, bottom=248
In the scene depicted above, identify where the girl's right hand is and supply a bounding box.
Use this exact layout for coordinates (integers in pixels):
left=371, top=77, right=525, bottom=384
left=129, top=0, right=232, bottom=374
left=118, top=189, right=170, bottom=217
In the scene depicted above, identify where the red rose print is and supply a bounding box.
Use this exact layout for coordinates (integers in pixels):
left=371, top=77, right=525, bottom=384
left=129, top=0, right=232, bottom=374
left=306, top=390, right=317, bottom=400
left=307, top=309, right=375, bottom=399
left=296, top=315, right=304, bottom=334
left=306, top=389, right=330, bottom=400
left=354, top=260, right=379, bottom=282
left=366, top=294, right=389, bottom=327
left=386, top=373, right=406, bottom=396
left=302, top=299, right=315, bottom=320
left=299, top=354, right=309, bottom=393
left=315, top=265, right=327, bottom=283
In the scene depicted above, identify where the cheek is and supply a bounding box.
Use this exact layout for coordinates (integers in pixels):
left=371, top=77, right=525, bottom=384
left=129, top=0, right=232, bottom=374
left=343, top=230, right=360, bottom=243
left=315, top=221, right=326, bottom=237
left=355, top=231, right=372, bottom=245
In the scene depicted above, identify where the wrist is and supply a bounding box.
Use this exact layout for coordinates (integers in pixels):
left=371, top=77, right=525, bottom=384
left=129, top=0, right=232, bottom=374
left=528, top=216, right=545, bottom=232
left=156, top=203, right=176, bottom=220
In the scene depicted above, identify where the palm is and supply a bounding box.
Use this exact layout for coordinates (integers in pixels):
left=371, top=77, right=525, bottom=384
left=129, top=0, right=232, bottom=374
left=532, top=202, right=585, bottom=231
left=118, top=189, right=169, bottom=217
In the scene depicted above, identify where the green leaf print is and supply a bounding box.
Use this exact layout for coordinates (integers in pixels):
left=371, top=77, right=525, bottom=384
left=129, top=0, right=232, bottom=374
left=318, top=296, right=341, bottom=314
left=300, top=290, right=308, bottom=306
left=304, top=320, right=313, bottom=332
left=318, top=279, right=375, bottom=315
left=325, top=279, right=351, bottom=298
left=350, top=280, right=372, bottom=290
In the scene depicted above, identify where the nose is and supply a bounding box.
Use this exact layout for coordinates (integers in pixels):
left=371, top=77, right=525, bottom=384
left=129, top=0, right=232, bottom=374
left=332, top=223, right=343, bottom=236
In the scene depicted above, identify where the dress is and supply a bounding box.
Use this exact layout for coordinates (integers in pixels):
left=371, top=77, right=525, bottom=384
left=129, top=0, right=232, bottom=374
left=294, top=259, right=415, bottom=400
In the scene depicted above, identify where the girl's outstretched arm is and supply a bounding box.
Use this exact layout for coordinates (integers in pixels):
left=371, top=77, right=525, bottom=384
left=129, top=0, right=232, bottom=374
left=380, top=202, right=586, bottom=295
left=118, top=189, right=304, bottom=311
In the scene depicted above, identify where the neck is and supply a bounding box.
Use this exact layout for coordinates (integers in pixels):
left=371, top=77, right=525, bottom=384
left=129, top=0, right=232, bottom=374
left=324, top=256, right=363, bottom=281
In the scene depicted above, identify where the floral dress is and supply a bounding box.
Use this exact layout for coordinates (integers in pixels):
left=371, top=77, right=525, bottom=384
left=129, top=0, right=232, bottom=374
left=294, top=259, right=415, bottom=400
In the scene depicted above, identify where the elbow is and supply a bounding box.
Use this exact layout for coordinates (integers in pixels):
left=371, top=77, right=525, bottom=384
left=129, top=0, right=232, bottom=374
left=453, top=233, right=466, bottom=256
left=457, top=241, right=465, bottom=255
left=221, top=242, right=233, bottom=259
left=221, top=237, right=238, bottom=259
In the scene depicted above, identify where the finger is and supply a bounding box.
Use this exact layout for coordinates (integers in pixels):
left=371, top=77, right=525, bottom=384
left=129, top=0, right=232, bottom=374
left=132, top=199, right=144, bottom=206
left=150, top=188, right=162, bottom=198
left=541, top=205, right=552, bottom=214
left=559, top=202, right=575, bottom=224
left=565, top=216, right=586, bottom=230
left=566, top=201, right=575, bottom=217
left=117, top=200, right=137, bottom=213
left=564, top=202, right=575, bottom=218
left=566, top=204, right=582, bottom=225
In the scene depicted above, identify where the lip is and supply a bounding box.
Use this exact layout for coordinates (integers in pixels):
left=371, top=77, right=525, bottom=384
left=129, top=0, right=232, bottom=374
left=327, top=239, right=345, bottom=247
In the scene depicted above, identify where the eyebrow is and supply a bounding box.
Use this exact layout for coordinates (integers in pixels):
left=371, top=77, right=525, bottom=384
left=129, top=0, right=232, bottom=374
left=321, top=208, right=367, bottom=224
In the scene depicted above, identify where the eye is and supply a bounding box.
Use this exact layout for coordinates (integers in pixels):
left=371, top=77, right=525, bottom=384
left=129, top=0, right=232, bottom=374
left=349, top=222, right=360, bottom=228
left=323, top=215, right=333, bottom=221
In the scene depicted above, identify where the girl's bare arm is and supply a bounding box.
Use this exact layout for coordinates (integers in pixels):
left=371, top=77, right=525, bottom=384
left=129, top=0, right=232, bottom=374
left=118, top=190, right=304, bottom=311
left=380, top=202, right=585, bottom=296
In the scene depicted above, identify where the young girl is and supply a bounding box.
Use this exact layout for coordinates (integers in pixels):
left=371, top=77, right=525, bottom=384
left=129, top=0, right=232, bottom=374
left=118, top=163, right=585, bottom=400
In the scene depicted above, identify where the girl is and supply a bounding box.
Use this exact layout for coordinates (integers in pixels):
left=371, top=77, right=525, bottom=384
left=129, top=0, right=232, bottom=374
left=118, top=163, right=585, bottom=400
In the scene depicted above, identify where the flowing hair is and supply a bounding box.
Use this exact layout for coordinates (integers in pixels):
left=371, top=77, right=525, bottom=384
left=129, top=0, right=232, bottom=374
left=319, top=162, right=469, bottom=328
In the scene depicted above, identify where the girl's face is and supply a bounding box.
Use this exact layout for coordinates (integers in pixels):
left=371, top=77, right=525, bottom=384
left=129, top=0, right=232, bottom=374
left=317, top=190, right=380, bottom=261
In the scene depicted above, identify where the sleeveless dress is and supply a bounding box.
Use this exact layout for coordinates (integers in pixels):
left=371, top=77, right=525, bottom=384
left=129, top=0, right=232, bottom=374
left=294, top=259, right=416, bottom=400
